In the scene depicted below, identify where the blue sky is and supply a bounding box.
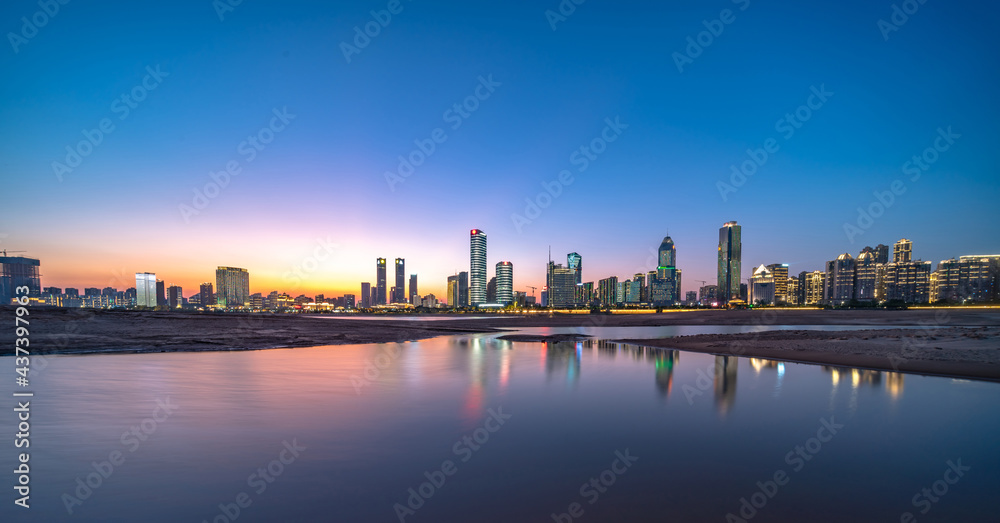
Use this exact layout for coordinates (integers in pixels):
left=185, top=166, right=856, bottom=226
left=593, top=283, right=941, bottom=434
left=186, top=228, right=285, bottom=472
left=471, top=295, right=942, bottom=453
left=1, top=0, right=997, bottom=296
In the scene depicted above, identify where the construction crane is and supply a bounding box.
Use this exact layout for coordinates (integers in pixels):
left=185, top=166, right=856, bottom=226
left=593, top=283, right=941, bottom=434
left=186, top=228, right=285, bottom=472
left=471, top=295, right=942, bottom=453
left=526, top=286, right=537, bottom=298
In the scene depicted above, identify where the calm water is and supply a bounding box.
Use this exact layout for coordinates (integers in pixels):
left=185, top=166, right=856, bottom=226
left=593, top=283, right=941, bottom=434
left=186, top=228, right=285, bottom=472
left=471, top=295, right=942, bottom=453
left=2, top=328, right=998, bottom=522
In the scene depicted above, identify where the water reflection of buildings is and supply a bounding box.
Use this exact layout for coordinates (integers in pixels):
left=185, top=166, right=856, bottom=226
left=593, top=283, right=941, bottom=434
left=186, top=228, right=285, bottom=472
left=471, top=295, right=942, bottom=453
left=454, top=337, right=514, bottom=426
left=714, top=356, right=738, bottom=415
left=544, top=340, right=583, bottom=383
left=822, top=365, right=904, bottom=399
left=655, top=350, right=679, bottom=398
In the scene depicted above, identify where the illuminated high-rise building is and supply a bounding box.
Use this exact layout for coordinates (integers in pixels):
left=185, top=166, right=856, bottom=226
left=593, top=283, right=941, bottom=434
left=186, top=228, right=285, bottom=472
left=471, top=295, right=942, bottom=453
left=394, top=258, right=405, bottom=303
left=547, top=261, right=577, bottom=308
left=874, top=244, right=890, bottom=264
left=167, top=285, right=183, bottom=308
left=802, top=270, right=826, bottom=305
left=215, top=267, right=250, bottom=308
left=824, top=254, right=855, bottom=305
left=717, top=221, right=742, bottom=303
left=884, top=260, right=931, bottom=303
left=567, top=252, right=582, bottom=284
left=447, top=275, right=459, bottom=308
left=854, top=251, right=877, bottom=301
left=893, top=239, right=912, bottom=263
left=765, top=264, right=789, bottom=303
left=658, top=237, right=676, bottom=268
left=376, top=258, right=387, bottom=305
left=470, top=229, right=487, bottom=306
left=598, top=276, right=618, bottom=306
left=750, top=265, right=775, bottom=305
left=135, top=272, right=157, bottom=307
left=496, top=261, right=513, bottom=305
left=199, top=282, right=214, bottom=307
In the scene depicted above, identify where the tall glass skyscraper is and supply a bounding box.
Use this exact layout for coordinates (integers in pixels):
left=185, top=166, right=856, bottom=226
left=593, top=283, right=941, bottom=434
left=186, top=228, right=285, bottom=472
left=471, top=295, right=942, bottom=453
left=470, top=229, right=487, bottom=306
left=717, top=221, right=742, bottom=303
left=496, top=261, right=513, bottom=305
left=567, top=252, right=582, bottom=284
left=394, top=258, right=405, bottom=303
left=376, top=258, right=387, bottom=305
left=135, top=272, right=157, bottom=307
left=658, top=237, right=675, bottom=268
left=215, top=267, right=250, bottom=308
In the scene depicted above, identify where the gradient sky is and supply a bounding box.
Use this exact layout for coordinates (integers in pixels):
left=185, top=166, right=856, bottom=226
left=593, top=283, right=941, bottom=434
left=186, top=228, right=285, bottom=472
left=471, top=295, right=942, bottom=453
left=1, top=0, right=998, bottom=299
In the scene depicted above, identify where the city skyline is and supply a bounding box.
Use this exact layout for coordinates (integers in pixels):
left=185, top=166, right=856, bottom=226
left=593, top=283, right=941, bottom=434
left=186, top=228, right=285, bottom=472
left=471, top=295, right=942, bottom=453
left=2, top=1, right=997, bottom=300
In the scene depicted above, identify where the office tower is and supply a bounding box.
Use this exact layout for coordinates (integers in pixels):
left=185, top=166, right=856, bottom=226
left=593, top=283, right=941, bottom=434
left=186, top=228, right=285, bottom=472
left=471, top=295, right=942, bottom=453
left=824, top=254, right=856, bottom=305
left=625, top=277, right=641, bottom=304
left=486, top=277, right=497, bottom=303
left=785, top=277, right=800, bottom=305
left=199, top=283, right=215, bottom=306
left=0, top=255, right=41, bottom=304
left=496, top=261, right=513, bottom=305
left=156, top=280, right=166, bottom=306
left=167, top=285, right=183, bottom=308
left=646, top=270, right=656, bottom=303
left=470, top=229, right=487, bottom=306
left=547, top=261, right=578, bottom=308
left=717, top=221, right=742, bottom=303
left=765, top=264, right=789, bottom=303
left=376, top=258, right=387, bottom=305
left=390, top=287, right=398, bottom=304
left=567, top=252, right=582, bottom=284
left=135, top=273, right=157, bottom=307
left=447, top=275, right=459, bottom=308
left=344, top=294, right=356, bottom=308
left=409, top=274, right=417, bottom=302
left=893, top=239, right=912, bottom=263
left=361, top=282, right=371, bottom=308
left=854, top=251, right=877, bottom=301
left=394, top=258, right=405, bottom=303
left=598, top=276, right=618, bottom=307
left=459, top=271, right=469, bottom=307
left=874, top=244, right=890, bottom=264
left=215, top=267, right=250, bottom=308
left=749, top=265, right=776, bottom=305
left=616, top=281, right=625, bottom=305
left=658, top=237, right=676, bottom=267
left=370, top=287, right=377, bottom=308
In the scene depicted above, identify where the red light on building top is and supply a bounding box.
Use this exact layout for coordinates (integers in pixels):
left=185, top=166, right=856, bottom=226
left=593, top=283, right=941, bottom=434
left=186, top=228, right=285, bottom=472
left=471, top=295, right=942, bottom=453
left=471, top=229, right=479, bottom=234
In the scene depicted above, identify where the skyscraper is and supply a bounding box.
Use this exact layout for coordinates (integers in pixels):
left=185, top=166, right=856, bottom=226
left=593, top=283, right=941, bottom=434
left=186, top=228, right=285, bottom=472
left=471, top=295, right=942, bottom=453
left=409, top=274, right=418, bottom=303
left=855, top=251, right=877, bottom=301
left=459, top=271, right=469, bottom=307
left=824, top=254, right=856, bottom=305
left=376, top=258, right=387, bottom=305
left=874, top=244, right=890, bottom=264
left=496, top=261, right=513, bottom=305
left=215, top=267, right=250, bottom=308
left=750, top=265, right=775, bottom=305
left=156, top=279, right=166, bottom=306
left=547, top=261, right=577, bottom=308
left=717, top=221, right=742, bottom=303
left=135, top=273, right=157, bottom=307
left=199, top=282, right=214, bottom=307
left=486, top=277, right=497, bottom=303
left=447, top=275, right=459, bottom=308
left=0, top=255, right=41, bottom=304
left=894, top=239, right=912, bottom=263
left=361, top=282, right=371, bottom=308
left=765, top=264, right=789, bottom=303
left=658, top=237, right=676, bottom=268
left=470, top=229, right=487, bottom=306
left=567, top=252, right=582, bottom=284
left=394, top=258, right=405, bottom=303
left=167, top=285, right=183, bottom=308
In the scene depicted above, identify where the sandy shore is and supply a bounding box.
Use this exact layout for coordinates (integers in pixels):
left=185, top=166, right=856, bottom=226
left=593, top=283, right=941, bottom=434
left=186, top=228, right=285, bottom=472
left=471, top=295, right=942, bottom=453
left=3, top=308, right=998, bottom=381
left=618, top=326, right=1000, bottom=381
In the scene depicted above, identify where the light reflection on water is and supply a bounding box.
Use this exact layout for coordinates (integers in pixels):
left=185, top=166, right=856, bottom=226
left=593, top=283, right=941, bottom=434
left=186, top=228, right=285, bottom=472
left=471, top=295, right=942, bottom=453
left=2, top=329, right=998, bottom=522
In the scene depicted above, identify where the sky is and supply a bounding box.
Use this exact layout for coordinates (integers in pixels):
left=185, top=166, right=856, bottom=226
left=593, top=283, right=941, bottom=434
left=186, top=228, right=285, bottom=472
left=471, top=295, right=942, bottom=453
left=1, top=0, right=998, bottom=299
